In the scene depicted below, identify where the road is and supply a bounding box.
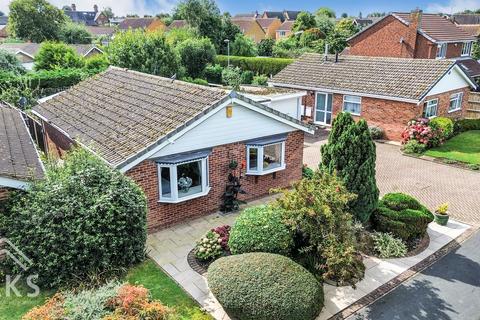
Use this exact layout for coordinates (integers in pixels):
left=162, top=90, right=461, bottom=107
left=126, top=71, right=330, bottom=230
left=348, top=230, right=480, bottom=320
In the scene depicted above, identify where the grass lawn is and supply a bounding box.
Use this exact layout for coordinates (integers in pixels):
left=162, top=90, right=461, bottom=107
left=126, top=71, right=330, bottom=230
left=0, top=259, right=211, bottom=320
left=425, top=130, right=480, bottom=165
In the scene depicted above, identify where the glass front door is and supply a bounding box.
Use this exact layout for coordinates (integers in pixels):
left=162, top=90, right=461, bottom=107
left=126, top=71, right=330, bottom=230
left=315, top=92, right=332, bottom=125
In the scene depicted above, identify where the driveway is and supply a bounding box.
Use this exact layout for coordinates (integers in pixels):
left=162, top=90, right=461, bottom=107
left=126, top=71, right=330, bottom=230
left=303, top=139, right=480, bottom=225
left=347, top=230, right=480, bottom=320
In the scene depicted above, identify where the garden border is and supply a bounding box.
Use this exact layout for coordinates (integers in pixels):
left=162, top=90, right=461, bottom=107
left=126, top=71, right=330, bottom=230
left=401, top=151, right=479, bottom=172
left=328, top=225, right=478, bottom=320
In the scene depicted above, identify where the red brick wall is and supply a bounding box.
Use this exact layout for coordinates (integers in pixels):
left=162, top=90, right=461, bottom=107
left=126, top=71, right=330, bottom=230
left=126, top=131, right=305, bottom=232
left=0, top=187, right=11, bottom=201
left=424, top=87, right=470, bottom=119
left=43, top=121, right=74, bottom=159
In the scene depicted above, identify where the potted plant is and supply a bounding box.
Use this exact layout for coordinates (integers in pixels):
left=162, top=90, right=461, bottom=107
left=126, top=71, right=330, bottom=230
left=434, top=203, right=449, bottom=226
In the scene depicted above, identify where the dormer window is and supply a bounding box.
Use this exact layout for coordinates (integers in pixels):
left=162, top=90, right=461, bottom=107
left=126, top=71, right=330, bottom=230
left=436, top=43, right=447, bottom=59
left=462, top=42, right=473, bottom=57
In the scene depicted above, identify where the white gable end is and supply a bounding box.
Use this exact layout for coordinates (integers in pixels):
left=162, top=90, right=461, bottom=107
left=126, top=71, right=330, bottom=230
left=150, top=103, right=296, bottom=158
left=426, top=65, right=473, bottom=97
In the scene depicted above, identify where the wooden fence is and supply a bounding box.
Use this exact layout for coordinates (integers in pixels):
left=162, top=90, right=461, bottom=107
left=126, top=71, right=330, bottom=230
left=467, top=92, right=480, bottom=119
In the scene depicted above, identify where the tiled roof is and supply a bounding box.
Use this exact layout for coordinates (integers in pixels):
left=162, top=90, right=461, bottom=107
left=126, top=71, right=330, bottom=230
left=0, top=16, right=8, bottom=25
left=33, top=67, right=230, bottom=167
left=168, top=20, right=188, bottom=29
left=256, top=18, right=279, bottom=29
left=85, top=26, right=115, bottom=36
left=263, top=11, right=285, bottom=21
left=0, top=104, right=43, bottom=181
left=277, top=20, right=294, bottom=31
left=0, top=43, right=102, bottom=57
left=284, top=11, right=301, bottom=21
left=118, top=18, right=155, bottom=30
left=452, top=14, right=480, bottom=25
left=393, top=12, right=477, bottom=42
left=231, top=18, right=263, bottom=33
left=457, top=58, right=480, bottom=77
left=456, top=24, right=480, bottom=37
left=271, top=53, right=460, bottom=101
left=65, top=11, right=99, bottom=26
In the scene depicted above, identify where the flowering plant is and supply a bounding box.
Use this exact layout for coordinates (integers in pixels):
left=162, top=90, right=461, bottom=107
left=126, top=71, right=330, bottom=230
left=401, top=118, right=444, bottom=147
left=194, top=230, right=224, bottom=261
left=212, top=225, right=231, bottom=251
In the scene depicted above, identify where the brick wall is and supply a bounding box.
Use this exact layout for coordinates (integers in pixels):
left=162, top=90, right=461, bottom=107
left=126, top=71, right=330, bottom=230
left=43, top=121, right=74, bottom=159
left=126, top=131, right=304, bottom=232
left=0, top=187, right=11, bottom=202
left=424, top=87, right=470, bottom=120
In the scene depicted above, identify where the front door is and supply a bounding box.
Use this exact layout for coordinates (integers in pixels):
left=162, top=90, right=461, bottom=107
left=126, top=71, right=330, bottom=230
left=314, top=92, right=333, bottom=125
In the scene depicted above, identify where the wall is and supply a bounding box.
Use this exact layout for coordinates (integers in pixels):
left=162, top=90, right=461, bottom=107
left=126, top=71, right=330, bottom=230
left=0, top=187, right=11, bottom=201
left=265, top=19, right=282, bottom=39
left=126, top=130, right=304, bottom=232
left=424, top=87, right=470, bottom=119
left=247, top=23, right=267, bottom=43
left=43, top=121, right=74, bottom=158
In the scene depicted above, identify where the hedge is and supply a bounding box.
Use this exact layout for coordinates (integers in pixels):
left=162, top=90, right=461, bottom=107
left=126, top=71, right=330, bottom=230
left=208, top=253, right=323, bottom=320
left=454, top=119, right=480, bottom=133
left=215, top=55, right=293, bottom=76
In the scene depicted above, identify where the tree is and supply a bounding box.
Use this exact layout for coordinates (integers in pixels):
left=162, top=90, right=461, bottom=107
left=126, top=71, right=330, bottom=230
left=320, top=112, right=379, bottom=223
left=335, top=18, right=359, bottom=36
left=257, top=38, right=275, bottom=56
left=0, top=49, right=26, bottom=74
left=316, top=15, right=335, bottom=36
left=177, top=37, right=216, bottom=78
left=108, top=30, right=180, bottom=77
left=59, top=21, right=92, bottom=44
left=325, top=18, right=359, bottom=53
left=472, top=42, right=480, bottom=60
left=316, top=7, right=336, bottom=19
left=165, top=27, right=199, bottom=46
left=8, top=0, right=66, bottom=42
left=292, top=11, right=317, bottom=32
left=222, top=66, right=241, bottom=89
left=231, top=33, right=257, bottom=57
left=102, top=7, right=114, bottom=19
left=341, top=13, right=348, bottom=18
left=299, top=28, right=324, bottom=48
left=175, top=0, right=220, bottom=29
left=218, top=15, right=241, bottom=54
left=34, top=42, right=84, bottom=71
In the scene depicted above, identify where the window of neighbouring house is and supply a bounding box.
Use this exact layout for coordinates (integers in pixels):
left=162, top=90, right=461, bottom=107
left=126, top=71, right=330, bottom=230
left=449, top=92, right=463, bottom=112
left=436, top=43, right=447, bottom=59
left=423, top=99, right=438, bottom=118
left=157, top=150, right=211, bottom=203
left=343, top=95, right=362, bottom=115
left=462, top=42, right=473, bottom=56
left=246, top=134, right=286, bottom=175
left=279, top=31, right=286, bottom=37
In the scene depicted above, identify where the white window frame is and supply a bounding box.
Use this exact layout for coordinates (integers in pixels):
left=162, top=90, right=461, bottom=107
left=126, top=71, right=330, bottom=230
left=342, top=95, right=362, bottom=116
left=246, top=141, right=286, bottom=176
left=423, top=99, right=439, bottom=118
left=448, top=92, right=463, bottom=113
left=436, top=43, right=447, bottom=59
left=462, top=41, right=473, bottom=57
left=279, top=31, right=286, bottom=37
left=157, top=157, right=210, bottom=203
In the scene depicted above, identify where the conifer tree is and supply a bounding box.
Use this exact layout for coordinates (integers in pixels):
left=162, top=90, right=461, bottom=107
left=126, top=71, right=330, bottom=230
left=320, top=112, right=379, bottom=222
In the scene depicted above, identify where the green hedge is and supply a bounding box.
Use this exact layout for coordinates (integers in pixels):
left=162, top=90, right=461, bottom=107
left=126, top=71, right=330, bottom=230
left=228, top=205, right=294, bottom=256
left=208, top=253, right=323, bottom=320
left=372, top=193, right=433, bottom=242
left=454, top=119, right=480, bottom=133
left=215, top=55, right=293, bottom=76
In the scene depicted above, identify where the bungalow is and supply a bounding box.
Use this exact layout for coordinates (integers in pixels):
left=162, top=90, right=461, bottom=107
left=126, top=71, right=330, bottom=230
left=32, top=67, right=313, bottom=231
left=270, top=53, right=477, bottom=140
left=0, top=104, right=44, bottom=200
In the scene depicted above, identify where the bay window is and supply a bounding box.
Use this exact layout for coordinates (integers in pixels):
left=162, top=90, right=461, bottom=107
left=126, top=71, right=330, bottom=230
left=157, top=149, right=211, bottom=203
left=449, top=92, right=463, bottom=112
left=246, top=134, right=286, bottom=175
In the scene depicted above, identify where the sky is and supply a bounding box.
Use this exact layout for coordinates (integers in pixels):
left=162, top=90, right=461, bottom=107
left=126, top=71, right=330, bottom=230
left=1, top=0, right=480, bottom=18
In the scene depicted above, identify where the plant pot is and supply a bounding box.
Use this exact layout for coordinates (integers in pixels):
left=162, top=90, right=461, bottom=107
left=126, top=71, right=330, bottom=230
left=434, top=213, right=449, bottom=226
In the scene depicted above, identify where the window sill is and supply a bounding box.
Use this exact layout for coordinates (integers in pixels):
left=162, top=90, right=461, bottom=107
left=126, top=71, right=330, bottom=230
left=246, top=165, right=286, bottom=176
left=448, top=108, right=462, bottom=113
left=158, top=187, right=211, bottom=204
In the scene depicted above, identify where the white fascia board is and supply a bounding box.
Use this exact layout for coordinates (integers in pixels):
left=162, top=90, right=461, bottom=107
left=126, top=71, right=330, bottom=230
left=422, top=64, right=477, bottom=101
left=0, top=176, right=28, bottom=190
left=83, top=46, right=104, bottom=56
left=16, top=50, right=35, bottom=59
left=269, top=91, right=308, bottom=102
left=269, top=82, right=420, bottom=104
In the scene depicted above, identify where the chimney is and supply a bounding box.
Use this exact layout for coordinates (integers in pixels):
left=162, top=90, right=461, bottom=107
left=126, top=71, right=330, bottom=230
left=404, top=8, right=422, bottom=57
left=71, top=3, right=76, bottom=11
left=93, top=4, right=98, bottom=12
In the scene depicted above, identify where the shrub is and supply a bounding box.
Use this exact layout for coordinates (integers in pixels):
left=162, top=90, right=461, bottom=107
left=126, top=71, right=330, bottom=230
left=34, top=41, right=84, bottom=71
left=230, top=33, right=258, bottom=57
left=83, top=55, right=110, bottom=73
left=468, top=163, right=480, bottom=170
left=183, top=77, right=209, bottom=86
left=402, top=139, right=426, bottom=154
left=252, top=74, right=269, bottom=86
left=372, top=193, right=434, bottom=242
left=59, top=21, right=92, bottom=44
left=429, top=117, right=454, bottom=139
left=177, top=37, right=216, bottom=78
left=212, top=225, right=231, bottom=250
left=194, top=230, right=224, bottom=261
left=454, top=119, right=480, bottom=133
left=215, top=55, right=293, bottom=76
left=23, top=293, right=66, bottom=320
left=0, top=49, right=26, bottom=74
left=1, top=148, right=147, bottom=288
left=401, top=118, right=443, bottom=147
left=204, top=64, right=223, bottom=84
left=228, top=205, right=294, bottom=256
left=240, top=70, right=254, bottom=84
left=368, top=125, right=384, bottom=140
left=372, top=232, right=407, bottom=258
left=208, top=253, right=323, bottom=320
left=302, top=165, right=314, bottom=179
left=222, top=66, right=242, bottom=89
left=257, top=38, right=275, bottom=57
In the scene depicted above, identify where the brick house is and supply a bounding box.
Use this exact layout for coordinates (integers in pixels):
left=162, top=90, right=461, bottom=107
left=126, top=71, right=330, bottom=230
left=231, top=18, right=266, bottom=43
left=32, top=67, right=313, bottom=231
left=276, top=21, right=294, bottom=40
left=256, top=18, right=283, bottom=39
left=347, top=11, right=480, bottom=79
left=0, top=104, right=44, bottom=201
left=118, top=18, right=166, bottom=32
left=270, top=53, right=477, bottom=140
left=64, top=4, right=109, bottom=26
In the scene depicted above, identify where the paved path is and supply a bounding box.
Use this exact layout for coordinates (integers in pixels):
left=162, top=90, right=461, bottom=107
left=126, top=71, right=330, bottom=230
left=303, top=140, right=480, bottom=225
left=347, top=230, right=480, bottom=320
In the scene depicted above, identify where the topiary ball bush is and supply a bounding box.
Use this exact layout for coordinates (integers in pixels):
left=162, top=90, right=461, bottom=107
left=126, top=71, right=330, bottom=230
left=372, top=193, right=433, bottom=242
left=208, top=253, right=323, bottom=320
left=429, top=117, right=454, bottom=139
left=228, top=205, right=294, bottom=255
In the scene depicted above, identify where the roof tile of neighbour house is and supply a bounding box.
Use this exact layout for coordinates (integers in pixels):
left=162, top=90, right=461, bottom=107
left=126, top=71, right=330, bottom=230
left=0, top=43, right=103, bottom=58
left=457, top=58, right=480, bottom=77
left=256, top=18, right=280, bottom=29
left=456, top=24, right=480, bottom=37
left=284, top=11, right=301, bottom=21
left=452, top=14, right=480, bottom=25
left=231, top=17, right=263, bottom=32
left=65, top=10, right=99, bottom=26
left=85, top=26, right=116, bottom=36
left=263, top=11, right=285, bottom=21
left=277, top=20, right=294, bottom=31
left=168, top=20, right=188, bottom=29
left=0, top=16, right=8, bottom=25
left=118, top=17, right=155, bottom=30
left=271, top=53, right=467, bottom=101
left=0, top=104, right=43, bottom=182
left=393, top=12, right=477, bottom=42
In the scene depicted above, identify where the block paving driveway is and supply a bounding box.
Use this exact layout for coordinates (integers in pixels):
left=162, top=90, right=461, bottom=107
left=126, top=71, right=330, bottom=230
left=304, top=139, right=480, bottom=226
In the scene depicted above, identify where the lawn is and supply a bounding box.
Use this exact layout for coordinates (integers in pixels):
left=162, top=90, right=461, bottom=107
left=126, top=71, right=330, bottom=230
left=425, top=130, right=480, bottom=165
left=0, top=259, right=211, bottom=320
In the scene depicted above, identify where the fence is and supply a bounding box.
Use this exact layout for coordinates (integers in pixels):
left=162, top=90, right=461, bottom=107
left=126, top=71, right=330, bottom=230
left=467, top=92, right=480, bottom=119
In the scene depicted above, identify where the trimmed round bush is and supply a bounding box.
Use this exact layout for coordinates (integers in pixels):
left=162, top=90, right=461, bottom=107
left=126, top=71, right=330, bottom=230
left=429, top=117, right=454, bottom=139
left=228, top=205, right=294, bottom=255
left=372, top=193, right=433, bottom=242
left=208, top=253, right=323, bottom=320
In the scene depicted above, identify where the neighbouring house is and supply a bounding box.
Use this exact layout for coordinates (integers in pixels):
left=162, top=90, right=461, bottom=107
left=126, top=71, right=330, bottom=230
left=0, top=43, right=104, bottom=70
left=451, top=14, right=480, bottom=37
left=234, top=12, right=260, bottom=19
left=85, top=26, right=115, bottom=38
left=0, top=104, right=44, bottom=200
left=276, top=20, right=294, bottom=40
left=0, top=16, right=8, bottom=39
left=270, top=53, right=477, bottom=140
left=352, top=17, right=381, bottom=30
left=256, top=18, right=283, bottom=39
left=262, top=10, right=301, bottom=22
left=64, top=4, right=109, bottom=26
left=231, top=18, right=266, bottom=43
left=167, top=20, right=188, bottom=30
left=347, top=10, right=480, bottom=80
left=32, top=67, right=313, bottom=231
left=118, top=17, right=166, bottom=32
